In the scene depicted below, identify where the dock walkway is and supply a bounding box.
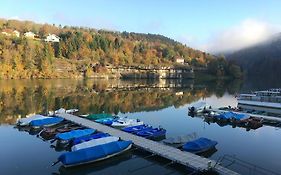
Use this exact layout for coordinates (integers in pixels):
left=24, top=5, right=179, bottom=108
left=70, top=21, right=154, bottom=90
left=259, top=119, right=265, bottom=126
left=58, top=113, right=239, bottom=175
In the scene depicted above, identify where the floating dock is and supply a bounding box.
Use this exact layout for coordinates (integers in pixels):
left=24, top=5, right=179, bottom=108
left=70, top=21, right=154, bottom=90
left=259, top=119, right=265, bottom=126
left=57, top=113, right=239, bottom=175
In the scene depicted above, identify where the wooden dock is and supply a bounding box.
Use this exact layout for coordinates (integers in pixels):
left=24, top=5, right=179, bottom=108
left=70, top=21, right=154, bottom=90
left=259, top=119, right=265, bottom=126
left=57, top=113, right=239, bottom=175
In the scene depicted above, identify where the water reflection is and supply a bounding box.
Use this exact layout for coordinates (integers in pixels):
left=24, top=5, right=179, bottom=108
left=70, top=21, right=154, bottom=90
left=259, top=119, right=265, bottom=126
left=0, top=79, right=242, bottom=124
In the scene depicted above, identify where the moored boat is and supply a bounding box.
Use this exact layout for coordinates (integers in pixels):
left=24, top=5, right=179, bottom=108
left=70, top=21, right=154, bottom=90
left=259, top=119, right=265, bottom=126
left=55, top=128, right=96, bottom=144
left=71, top=133, right=111, bottom=145
left=84, top=113, right=113, bottom=120
left=182, top=137, right=218, bottom=154
left=17, top=114, right=52, bottom=126
left=71, top=136, right=119, bottom=151
left=95, top=117, right=117, bottom=125
left=111, top=118, right=143, bottom=127
left=188, top=101, right=211, bottom=114
left=122, top=124, right=153, bottom=133
left=136, top=128, right=166, bottom=139
left=54, top=140, right=132, bottom=167
left=29, top=117, right=64, bottom=128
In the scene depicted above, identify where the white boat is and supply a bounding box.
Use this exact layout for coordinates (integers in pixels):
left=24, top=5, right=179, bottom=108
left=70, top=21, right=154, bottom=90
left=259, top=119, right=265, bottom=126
left=111, top=118, right=144, bottom=127
left=17, top=114, right=51, bottom=126
left=49, top=108, right=79, bottom=115
left=71, top=136, right=120, bottom=151
left=188, top=102, right=211, bottom=113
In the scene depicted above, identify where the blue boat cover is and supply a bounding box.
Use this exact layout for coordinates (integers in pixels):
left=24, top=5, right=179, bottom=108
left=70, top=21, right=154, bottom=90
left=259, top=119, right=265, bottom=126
left=58, top=140, right=132, bottom=166
left=217, top=111, right=249, bottom=120
left=136, top=128, right=166, bottom=138
left=72, top=133, right=110, bottom=145
left=29, top=117, right=64, bottom=127
left=183, top=137, right=218, bottom=153
left=55, top=129, right=95, bottom=141
left=122, top=125, right=152, bottom=133
left=95, top=118, right=116, bottom=125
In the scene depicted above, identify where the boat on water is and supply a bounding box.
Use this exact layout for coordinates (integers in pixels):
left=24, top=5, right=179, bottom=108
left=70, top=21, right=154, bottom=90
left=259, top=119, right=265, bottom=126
left=111, top=118, right=144, bottom=127
left=55, top=129, right=96, bottom=144
left=188, top=101, right=211, bottom=114
left=237, top=88, right=281, bottom=115
left=49, top=108, right=79, bottom=116
left=82, top=113, right=113, bottom=120
left=95, top=117, right=117, bottom=125
left=17, top=114, right=52, bottom=126
left=122, top=124, right=153, bottom=133
left=71, top=133, right=110, bottom=145
left=163, top=133, right=197, bottom=147
left=54, top=140, right=132, bottom=167
left=71, top=136, right=120, bottom=151
left=136, top=128, right=166, bottom=139
left=29, top=117, right=64, bottom=128
left=182, top=137, right=218, bottom=154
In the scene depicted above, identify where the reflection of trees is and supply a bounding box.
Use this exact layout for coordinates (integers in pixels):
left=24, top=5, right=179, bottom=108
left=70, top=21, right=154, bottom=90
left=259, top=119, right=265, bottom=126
left=0, top=79, right=241, bottom=124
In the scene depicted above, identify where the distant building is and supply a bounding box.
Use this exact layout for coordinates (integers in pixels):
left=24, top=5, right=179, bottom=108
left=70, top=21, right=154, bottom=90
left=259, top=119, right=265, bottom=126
left=24, top=31, right=36, bottom=39
left=1, top=29, right=20, bottom=37
left=44, top=34, right=60, bottom=42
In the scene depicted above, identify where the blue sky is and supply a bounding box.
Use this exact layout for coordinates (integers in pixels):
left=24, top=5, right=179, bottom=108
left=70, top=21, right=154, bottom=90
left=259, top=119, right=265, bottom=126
left=1, top=0, right=281, bottom=52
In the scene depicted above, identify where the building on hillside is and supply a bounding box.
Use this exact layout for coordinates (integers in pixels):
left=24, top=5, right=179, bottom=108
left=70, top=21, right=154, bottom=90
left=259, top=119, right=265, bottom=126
left=175, top=57, right=185, bottom=64
left=1, top=29, right=20, bottom=37
left=24, top=31, right=36, bottom=39
left=44, top=34, right=60, bottom=42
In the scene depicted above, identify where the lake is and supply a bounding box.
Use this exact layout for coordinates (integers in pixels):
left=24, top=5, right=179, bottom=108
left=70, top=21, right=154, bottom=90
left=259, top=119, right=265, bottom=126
left=0, top=78, right=281, bottom=175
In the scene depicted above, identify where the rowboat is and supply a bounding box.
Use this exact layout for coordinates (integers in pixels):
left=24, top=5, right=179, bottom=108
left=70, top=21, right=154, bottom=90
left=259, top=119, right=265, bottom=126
left=188, top=102, right=211, bottom=114
left=71, top=136, right=119, bottom=151
left=122, top=124, right=153, bottom=133
left=136, top=128, right=166, bottom=139
left=182, top=137, right=218, bottom=154
left=54, top=140, right=132, bottom=167
left=71, top=133, right=110, bottom=145
left=29, top=117, right=64, bottom=128
left=17, top=114, right=52, bottom=126
left=111, top=118, right=144, bottom=127
left=55, top=128, right=96, bottom=144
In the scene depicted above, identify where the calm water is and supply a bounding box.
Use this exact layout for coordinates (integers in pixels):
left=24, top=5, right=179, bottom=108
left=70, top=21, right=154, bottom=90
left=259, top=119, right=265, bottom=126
left=0, top=79, right=281, bottom=175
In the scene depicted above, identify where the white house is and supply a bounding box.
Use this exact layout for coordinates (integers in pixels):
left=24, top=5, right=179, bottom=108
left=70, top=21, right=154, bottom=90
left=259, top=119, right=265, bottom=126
left=175, top=58, right=185, bottom=64
left=44, top=34, right=60, bottom=42
left=1, top=29, right=20, bottom=37
left=24, top=31, right=36, bottom=39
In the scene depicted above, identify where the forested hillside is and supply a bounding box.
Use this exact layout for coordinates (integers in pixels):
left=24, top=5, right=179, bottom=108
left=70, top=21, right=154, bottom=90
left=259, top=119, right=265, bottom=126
left=0, top=19, right=241, bottom=79
left=227, top=33, right=281, bottom=79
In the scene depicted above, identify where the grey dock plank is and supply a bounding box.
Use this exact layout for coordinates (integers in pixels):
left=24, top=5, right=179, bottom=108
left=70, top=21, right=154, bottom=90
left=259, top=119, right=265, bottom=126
left=57, top=113, right=239, bottom=175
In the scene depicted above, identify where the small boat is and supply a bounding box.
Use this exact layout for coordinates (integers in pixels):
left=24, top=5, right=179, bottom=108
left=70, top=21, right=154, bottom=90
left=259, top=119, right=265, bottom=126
left=163, top=133, right=197, bottom=147
left=136, top=128, right=166, bottom=139
left=188, top=102, right=211, bottom=114
left=71, top=136, right=119, bottom=151
left=182, top=137, right=218, bottom=154
left=55, top=129, right=96, bottom=144
left=54, top=140, right=132, bottom=167
left=95, top=118, right=117, bottom=125
left=17, top=114, right=52, bottom=126
left=29, top=117, right=64, bottom=128
left=84, top=113, right=113, bottom=120
left=122, top=124, right=152, bottom=133
left=72, top=133, right=111, bottom=146
left=111, top=118, right=144, bottom=127
left=49, top=108, right=79, bottom=116
left=56, top=125, right=84, bottom=133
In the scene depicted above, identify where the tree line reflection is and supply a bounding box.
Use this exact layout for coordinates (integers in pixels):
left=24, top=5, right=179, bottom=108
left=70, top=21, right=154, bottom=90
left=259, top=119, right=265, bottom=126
left=0, top=79, right=242, bottom=124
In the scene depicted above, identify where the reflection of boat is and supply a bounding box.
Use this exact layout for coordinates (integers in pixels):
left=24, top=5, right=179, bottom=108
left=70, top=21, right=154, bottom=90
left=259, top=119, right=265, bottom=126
left=188, top=102, right=211, bottom=114
left=136, top=128, right=166, bottom=139
left=55, top=140, right=132, bottom=167
left=111, top=118, right=144, bottom=127
left=29, top=117, right=64, bottom=128
left=122, top=124, right=153, bottom=133
left=55, top=129, right=96, bottom=144
left=182, top=137, right=218, bottom=154
left=72, top=133, right=110, bottom=146
left=71, top=136, right=119, bottom=151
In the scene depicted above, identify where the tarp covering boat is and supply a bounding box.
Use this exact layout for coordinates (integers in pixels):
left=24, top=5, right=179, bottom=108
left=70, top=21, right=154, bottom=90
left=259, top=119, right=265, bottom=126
left=29, top=117, right=64, bottom=127
left=58, top=140, right=132, bottom=167
left=87, top=113, right=113, bottom=120
left=71, top=136, right=119, bottom=151
left=217, top=111, right=249, bottom=120
left=136, top=128, right=166, bottom=138
left=95, top=118, right=116, bottom=125
left=182, top=137, right=218, bottom=154
left=163, top=133, right=197, bottom=144
left=111, top=118, right=144, bottom=127
left=72, top=133, right=110, bottom=145
left=122, top=124, right=152, bottom=133
left=17, top=114, right=51, bottom=126
left=55, top=129, right=95, bottom=141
